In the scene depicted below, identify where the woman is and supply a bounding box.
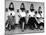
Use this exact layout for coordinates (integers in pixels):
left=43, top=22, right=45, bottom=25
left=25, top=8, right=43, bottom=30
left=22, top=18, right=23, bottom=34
left=37, top=6, right=44, bottom=30
left=5, top=2, right=15, bottom=31
left=18, top=3, right=26, bottom=31
left=27, top=4, right=38, bottom=30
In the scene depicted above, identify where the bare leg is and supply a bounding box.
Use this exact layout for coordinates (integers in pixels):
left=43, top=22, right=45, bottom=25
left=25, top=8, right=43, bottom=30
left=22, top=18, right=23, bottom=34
left=22, top=22, right=24, bottom=32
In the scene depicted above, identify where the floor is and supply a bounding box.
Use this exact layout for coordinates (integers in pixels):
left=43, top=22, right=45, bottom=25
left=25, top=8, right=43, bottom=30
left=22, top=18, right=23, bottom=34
left=5, top=25, right=44, bottom=35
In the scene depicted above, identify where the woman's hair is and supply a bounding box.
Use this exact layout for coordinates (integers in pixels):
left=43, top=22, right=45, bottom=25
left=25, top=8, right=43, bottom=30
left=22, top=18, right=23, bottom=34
left=38, top=6, right=42, bottom=14
left=35, top=11, right=37, bottom=14
left=20, top=3, right=25, bottom=11
left=39, top=6, right=41, bottom=9
left=30, top=4, right=34, bottom=12
left=9, top=2, right=14, bottom=11
left=10, top=13, right=12, bottom=15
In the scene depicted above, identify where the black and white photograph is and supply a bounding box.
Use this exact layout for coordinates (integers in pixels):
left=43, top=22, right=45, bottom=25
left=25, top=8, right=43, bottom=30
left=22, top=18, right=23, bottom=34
left=5, top=0, right=44, bottom=35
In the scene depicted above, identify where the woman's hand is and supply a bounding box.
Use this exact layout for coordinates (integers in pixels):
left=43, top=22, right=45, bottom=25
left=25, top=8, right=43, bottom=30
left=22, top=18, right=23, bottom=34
left=18, top=15, right=21, bottom=18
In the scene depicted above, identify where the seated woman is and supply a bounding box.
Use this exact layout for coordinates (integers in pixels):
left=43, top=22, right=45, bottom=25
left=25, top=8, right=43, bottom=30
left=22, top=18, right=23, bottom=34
left=28, top=4, right=35, bottom=29
left=18, top=3, right=26, bottom=31
left=27, top=4, right=38, bottom=30
left=35, top=6, right=44, bottom=30
left=5, top=2, right=15, bottom=31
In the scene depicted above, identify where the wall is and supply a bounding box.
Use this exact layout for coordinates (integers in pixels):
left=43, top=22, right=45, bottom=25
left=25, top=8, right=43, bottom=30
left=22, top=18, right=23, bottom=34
left=5, top=0, right=44, bottom=24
